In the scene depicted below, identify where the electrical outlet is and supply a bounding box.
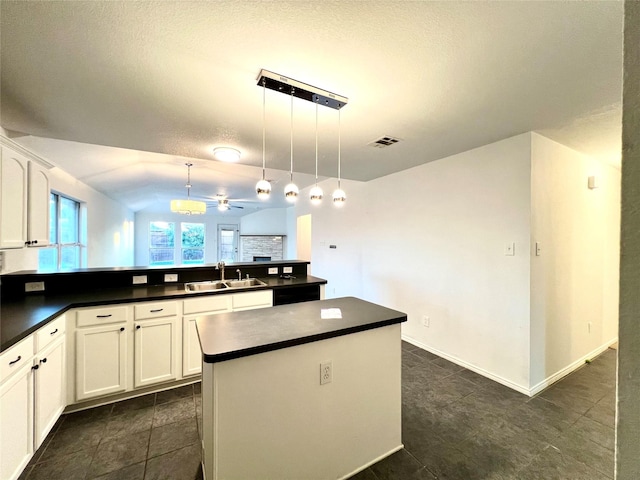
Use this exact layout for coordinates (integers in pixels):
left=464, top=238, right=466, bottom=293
left=320, top=361, right=332, bottom=385
left=25, top=281, right=45, bottom=292
left=164, top=273, right=178, bottom=282
left=283, top=266, right=293, bottom=274
left=268, top=267, right=278, bottom=275
left=422, top=315, right=430, bottom=328
left=132, top=275, right=148, bottom=285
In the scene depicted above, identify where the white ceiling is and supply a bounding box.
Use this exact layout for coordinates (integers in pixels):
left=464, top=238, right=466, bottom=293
left=0, top=1, right=623, bottom=213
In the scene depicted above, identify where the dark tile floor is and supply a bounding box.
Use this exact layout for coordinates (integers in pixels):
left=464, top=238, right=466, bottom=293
left=20, top=343, right=616, bottom=480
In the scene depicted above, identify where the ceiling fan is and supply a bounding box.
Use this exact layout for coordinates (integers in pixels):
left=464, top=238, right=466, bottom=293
left=203, top=194, right=246, bottom=212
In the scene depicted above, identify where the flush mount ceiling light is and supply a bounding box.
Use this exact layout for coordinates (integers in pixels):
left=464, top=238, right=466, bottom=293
left=256, top=69, right=348, bottom=206
left=212, top=147, right=241, bottom=163
left=170, top=163, right=206, bottom=215
left=284, top=88, right=299, bottom=203
left=255, top=79, right=272, bottom=200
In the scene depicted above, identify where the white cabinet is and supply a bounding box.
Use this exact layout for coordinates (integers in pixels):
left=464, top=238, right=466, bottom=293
left=0, top=336, right=34, bottom=480
left=75, top=306, right=129, bottom=401
left=0, top=145, right=28, bottom=249
left=134, top=302, right=179, bottom=388
left=27, top=161, right=51, bottom=247
left=0, top=144, right=50, bottom=249
left=33, top=315, right=66, bottom=448
left=231, top=290, right=273, bottom=311
left=182, top=295, right=231, bottom=377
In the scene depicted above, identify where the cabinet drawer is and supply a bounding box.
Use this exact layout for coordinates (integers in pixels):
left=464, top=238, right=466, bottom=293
left=183, top=295, right=231, bottom=315
left=76, top=305, right=128, bottom=327
left=0, top=335, right=34, bottom=383
left=232, top=291, right=273, bottom=311
left=134, top=301, right=177, bottom=320
left=35, top=315, right=66, bottom=351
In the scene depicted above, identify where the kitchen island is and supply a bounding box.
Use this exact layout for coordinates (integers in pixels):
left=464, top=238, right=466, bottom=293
left=196, top=296, right=407, bottom=480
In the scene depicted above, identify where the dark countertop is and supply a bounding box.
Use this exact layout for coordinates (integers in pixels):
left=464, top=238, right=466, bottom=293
left=0, top=275, right=326, bottom=352
left=196, top=296, right=407, bottom=363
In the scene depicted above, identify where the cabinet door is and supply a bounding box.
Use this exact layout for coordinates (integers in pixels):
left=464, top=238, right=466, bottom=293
left=0, top=146, right=28, bottom=249
left=34, top=337, right=65, bottom=449
left=76, top=324, right=128, bottom=401
left=134, top=317, right=178, bottom=388
left=27, top=161, right=50, bottom=247
left=183, top=317, right=202, bottom=377
left=0, top=363, right=33, bottom=480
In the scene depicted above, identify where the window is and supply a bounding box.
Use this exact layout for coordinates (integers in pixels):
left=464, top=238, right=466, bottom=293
left=38, top=193, right=83, bottom=270
left=181, top=223, right=205, bottom=265
left=149, top=221, right=206, bottom=266
left=149, top=222, right=175, bottom=266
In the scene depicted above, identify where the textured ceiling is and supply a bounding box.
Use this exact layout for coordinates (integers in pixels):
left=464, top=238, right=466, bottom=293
left=0, top=1, right=623, bottom=213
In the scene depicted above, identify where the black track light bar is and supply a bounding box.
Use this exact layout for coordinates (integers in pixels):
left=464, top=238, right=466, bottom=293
left=257, top=69, right=348, bottom=110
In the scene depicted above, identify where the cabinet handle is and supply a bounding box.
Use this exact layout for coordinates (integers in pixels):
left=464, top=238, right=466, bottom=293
left=40, top=358, right=47, bottom=364
left=33, top=240, right=38, bottom=244
left=8, top=355, right=22, bottom=365
left=150, top=308, right=164, bottom=313
left=120, top=327, right=125, bottom=332
left=32, top=364, right=39, bottom=370
left=50, top=328, right=58, bottom=335
left=136, top=325, right=141, bottom=330
left=97, top=314, right=113, bottom=318
left=25, top=241, right=31, bottom=246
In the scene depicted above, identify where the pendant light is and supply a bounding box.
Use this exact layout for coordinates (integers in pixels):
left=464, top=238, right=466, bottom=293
left=256, top=79, right=271, bottom=200
left=309, top=99, right=323, bottom=205
left=170, top=163, right=206, bottom=215
left=332, top=108, right=346, bottom=207
left=284, top=88, right=299, bottom=203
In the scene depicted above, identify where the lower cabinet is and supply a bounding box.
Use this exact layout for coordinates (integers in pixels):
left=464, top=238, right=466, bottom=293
left=0, top=361, right=33, bottom=480
left=76, top=322, right=128, bottom=401
left=0, top=315, right=66, bottom=480
left=34, top=335, right=65, bottom=448
left=134, top=317, right=178, bottom=388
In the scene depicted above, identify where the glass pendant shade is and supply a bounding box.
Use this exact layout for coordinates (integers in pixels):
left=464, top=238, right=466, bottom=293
left=310, top=185, right=323, bottom=205
left=217, top=200, right=230, bottom=212
left=332, top=188, right=346, bottom=207
left=170, top=199, right=206, bottom=215
left=256, top=178, right=271, bottom=199
left=284, top=182, right=299, bottom=202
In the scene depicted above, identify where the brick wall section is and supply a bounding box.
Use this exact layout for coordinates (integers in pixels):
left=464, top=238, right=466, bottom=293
left=240, top=236, right=284, bottom=262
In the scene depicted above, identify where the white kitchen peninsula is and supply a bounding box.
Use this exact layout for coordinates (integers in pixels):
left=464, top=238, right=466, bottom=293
left=196, top=296, right=407, bottom=480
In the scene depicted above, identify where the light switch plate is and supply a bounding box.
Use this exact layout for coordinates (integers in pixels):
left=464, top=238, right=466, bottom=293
left=505, top=242, right=515, bottom=256
left=283, top=266, right=293, bottom=274
left=535, top=242, right=541, bottom=256
left=132, top=275, right=148, bottom=284
left=268, top=267, right=278, bottom=275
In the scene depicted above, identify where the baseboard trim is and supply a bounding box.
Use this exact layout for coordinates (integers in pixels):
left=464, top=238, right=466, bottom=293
left=402, top=335, right=618, bottom=397
left=401, top=336, right=530, bottom=395
left=528, top=337, right=618, bottom=396
left=339, top=444, right=404, bottom=480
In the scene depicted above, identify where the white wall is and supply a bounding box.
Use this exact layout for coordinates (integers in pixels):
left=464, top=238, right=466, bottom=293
left=297, top=134, right=533, bottom=390
left=49, top=167, right=134, bottom=268
left=529, top=133, right=620, bottom=388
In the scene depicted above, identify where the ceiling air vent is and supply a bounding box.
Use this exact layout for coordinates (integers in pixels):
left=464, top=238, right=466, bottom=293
left=368, top=136, right=401, bottom=148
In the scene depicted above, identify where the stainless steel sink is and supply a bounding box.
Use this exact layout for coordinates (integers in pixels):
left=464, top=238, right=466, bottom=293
left=185, top=281, right=228, bottom=292
left=224, top=278, right=267, bottom=288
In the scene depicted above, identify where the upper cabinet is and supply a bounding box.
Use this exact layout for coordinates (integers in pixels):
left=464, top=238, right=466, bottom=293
left=0, top=144, right=50, bottom=249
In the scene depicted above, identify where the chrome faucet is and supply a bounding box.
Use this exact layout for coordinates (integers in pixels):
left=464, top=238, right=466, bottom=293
left=236, top=269, right=242, bottom=281
left=216, top=261, right=226, bottom=281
